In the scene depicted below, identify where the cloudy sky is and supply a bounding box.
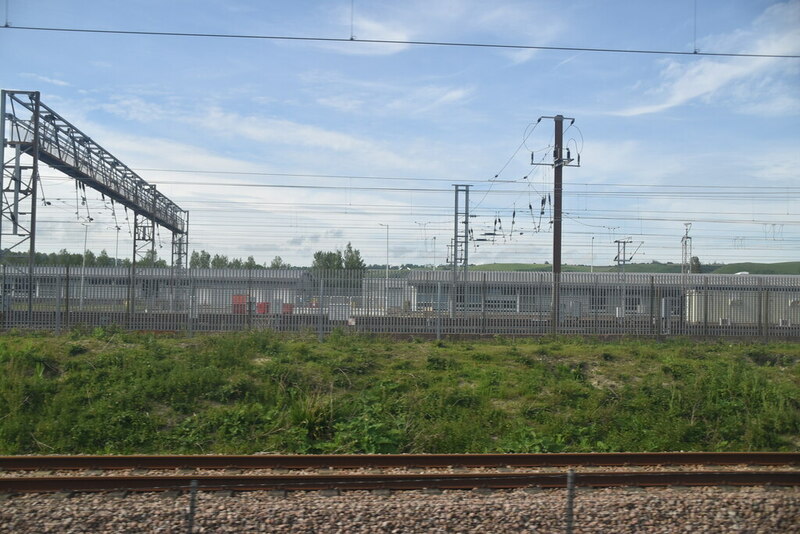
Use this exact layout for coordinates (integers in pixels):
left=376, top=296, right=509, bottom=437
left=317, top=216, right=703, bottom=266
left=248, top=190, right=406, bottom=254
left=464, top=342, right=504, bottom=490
left=1, top=0, right=798, bottom=267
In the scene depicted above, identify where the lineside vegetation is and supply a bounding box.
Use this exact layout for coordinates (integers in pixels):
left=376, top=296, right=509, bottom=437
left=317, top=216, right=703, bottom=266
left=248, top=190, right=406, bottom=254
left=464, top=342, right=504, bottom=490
left=0, top=328, right=798, bottom=454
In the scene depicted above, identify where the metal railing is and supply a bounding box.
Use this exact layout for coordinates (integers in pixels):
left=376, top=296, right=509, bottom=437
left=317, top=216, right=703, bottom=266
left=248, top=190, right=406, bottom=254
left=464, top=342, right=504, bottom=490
left=1, top=266, right=798, bottom=339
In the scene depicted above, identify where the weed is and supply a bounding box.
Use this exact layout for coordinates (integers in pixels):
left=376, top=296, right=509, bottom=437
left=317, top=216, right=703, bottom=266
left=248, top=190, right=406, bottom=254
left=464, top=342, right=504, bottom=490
left=426, top=355, right=457, bottom=371
left=470, top=352, right=491, bottom=362
left=67, top=344, right=89, bottom=356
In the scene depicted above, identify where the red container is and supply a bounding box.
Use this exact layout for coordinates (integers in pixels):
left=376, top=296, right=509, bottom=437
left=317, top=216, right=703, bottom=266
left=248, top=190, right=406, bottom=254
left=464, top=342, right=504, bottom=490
left=232, top=294, right=248, bottom=314
left=282, top=303, right=294, bottom=315
left=256, top=302, right=269, bottom=314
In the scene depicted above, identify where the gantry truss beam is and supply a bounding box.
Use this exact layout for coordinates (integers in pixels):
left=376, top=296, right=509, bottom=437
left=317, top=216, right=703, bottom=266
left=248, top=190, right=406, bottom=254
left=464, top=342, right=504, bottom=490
left=1, top=90, right=189, bottom=269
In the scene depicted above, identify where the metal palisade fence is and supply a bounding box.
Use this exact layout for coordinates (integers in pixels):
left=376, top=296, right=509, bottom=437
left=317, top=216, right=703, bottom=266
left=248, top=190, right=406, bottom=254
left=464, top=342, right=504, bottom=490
left=1, top=265, right=799, bottom=339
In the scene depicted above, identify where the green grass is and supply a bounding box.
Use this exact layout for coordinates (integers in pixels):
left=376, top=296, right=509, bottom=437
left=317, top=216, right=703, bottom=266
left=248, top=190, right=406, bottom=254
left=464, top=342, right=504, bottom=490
left=1, top=328, right=798, bottom=454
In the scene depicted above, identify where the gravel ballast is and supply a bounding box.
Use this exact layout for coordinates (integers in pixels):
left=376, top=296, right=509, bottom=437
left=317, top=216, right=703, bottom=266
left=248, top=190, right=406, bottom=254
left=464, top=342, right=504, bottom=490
left=1, top=486, right=798, bottom=533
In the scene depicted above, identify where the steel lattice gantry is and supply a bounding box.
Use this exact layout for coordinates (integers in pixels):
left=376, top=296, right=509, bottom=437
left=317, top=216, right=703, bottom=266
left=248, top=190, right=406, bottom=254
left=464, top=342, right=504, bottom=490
left=1, top=90, right=189, bottom=314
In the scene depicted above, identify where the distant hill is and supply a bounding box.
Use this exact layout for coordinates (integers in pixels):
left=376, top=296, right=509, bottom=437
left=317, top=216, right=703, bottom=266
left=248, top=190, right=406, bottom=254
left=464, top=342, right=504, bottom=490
left=471, top=261, right=799, bottom=275
left=712, top=262, right=800, bottom=275
left=471, top=262, right=685, bottom=273
left=470, top=263, right=555, bottom=272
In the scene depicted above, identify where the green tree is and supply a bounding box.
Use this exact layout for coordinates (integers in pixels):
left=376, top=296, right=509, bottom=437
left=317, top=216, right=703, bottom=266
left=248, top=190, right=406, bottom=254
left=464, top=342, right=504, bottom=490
left=190, top=250, right=211, bottom=269
left=96, top=249, right=115, bottom=267
left=244, top=256, right=259, bottom=270
left=210, top=254, right=229, bottom=269
left=312, top=243, right=365, bottom=294
left=343, top=242, right=366, bottom=271
left=690, top=256, right=702, bottom=274
left=312, top=251, right=343, bottom=270
left=83, top=250, right=97, bottom=267
left=270, top=256, right=289, bottom=269
left=137, top=250, right=167, bottom=267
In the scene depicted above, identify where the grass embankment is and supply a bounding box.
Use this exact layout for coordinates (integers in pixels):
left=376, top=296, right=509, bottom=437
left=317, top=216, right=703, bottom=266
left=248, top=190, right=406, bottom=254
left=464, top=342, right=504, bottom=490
left=1, top=328, right=798, bottom=455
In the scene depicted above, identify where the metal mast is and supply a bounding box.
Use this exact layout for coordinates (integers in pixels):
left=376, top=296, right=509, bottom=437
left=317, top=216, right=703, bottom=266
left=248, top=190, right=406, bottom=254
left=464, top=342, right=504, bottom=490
left=531, top=115, right=580, bottom=334
left=451, top=184, right=471, bottom=316
left=681, top=223, right=693, bottom=275
left=1, top=90, right=190, bottom=317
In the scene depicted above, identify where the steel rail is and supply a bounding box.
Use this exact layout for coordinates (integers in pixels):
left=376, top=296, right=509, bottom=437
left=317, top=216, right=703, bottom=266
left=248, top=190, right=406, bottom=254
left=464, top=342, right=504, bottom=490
left=1, top=471, right=799, bottom=493
left=1, top=453, right=798, bottom=471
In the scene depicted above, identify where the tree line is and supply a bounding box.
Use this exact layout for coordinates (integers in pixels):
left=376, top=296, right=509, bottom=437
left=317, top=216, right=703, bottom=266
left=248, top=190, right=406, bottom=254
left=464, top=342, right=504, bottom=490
left=1, top=243, right=367, bottom=270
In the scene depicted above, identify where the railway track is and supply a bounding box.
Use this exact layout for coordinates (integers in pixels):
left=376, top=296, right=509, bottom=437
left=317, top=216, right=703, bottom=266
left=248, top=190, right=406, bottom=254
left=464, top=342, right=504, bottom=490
left=2, top=453, right=798, bottom=494
left=3, top=452, right=798, bottom=470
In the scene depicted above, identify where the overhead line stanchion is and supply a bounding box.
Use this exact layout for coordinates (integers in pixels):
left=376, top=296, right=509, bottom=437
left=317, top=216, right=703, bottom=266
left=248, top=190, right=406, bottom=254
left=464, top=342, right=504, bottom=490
left=531, top=115, right=580, bottom=335
left=451, top=184, right=471, bottom=320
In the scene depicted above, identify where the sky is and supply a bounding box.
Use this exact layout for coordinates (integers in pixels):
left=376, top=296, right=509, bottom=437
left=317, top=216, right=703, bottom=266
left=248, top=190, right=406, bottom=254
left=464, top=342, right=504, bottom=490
left=1, top=0, right=799, bottom=268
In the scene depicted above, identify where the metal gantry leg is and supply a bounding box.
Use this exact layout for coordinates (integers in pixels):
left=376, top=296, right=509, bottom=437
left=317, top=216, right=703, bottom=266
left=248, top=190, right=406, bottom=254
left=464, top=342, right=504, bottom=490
left=1, top=91, right=41, bottom=321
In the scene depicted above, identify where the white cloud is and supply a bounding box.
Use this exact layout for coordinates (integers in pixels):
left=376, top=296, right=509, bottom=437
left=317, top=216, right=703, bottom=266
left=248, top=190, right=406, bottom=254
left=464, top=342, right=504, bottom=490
left=314, top=0, right=564, bottom=61
left=315, top=12, right=412, bottom=56
left=476, top=2, right=565, bottom=64
left=386, top=86, right=473, bottom=114
left=304, top=69, right=473, bottom=117
left=20, top=73, right=71, bottom=87
left=615, top=0, right=800, bottom=116
left=99, top=96, right=170, bottom=123
left=316, top=95, right=364, bottom=112
left=746, top=145, right=800, bottom=183
left=345, top=15, right=412, bottom=55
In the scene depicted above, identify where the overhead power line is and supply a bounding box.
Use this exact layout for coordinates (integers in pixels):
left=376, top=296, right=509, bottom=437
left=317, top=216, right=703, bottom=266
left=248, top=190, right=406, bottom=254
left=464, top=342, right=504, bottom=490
left=4, top=24, right=799, bottom=59
left=45, top=168, right=800, bottom=191
left=134, top=168, right=519, bottom=185
left=126, top=179, right=800, bottom=200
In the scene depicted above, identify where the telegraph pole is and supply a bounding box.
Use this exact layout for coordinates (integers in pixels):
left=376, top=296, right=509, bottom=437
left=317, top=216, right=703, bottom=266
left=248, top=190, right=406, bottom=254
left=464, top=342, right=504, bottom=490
left=531, top=116, right=580, bottom=334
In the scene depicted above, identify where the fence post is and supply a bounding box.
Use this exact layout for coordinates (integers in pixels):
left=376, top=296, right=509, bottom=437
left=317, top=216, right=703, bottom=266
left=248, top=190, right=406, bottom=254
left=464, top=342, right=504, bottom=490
left=565, top=469, right=575, bottom=534
left=1, top=264, right=5, bottom=329
left=186, top=479, right=198, bottom=534
left=187, top=272, right=195, bottom=337
left=247, top=269, right=252, bottom=331
left=649, top=276, right=655, bottom=337
left=593, top=274, right=599, bottom=335
left=481, top=273, right=487, bottom=335
left=318, top=275, right=324, bottom=342
left=702, top=277, right=708, bottom=338
left=436, top=282, right=442, bottom=341
left=64, top=265, right=70, bottom=331
left=127, top=264, right=134, bottom=330
left=764, top=288, right=770, bottom=340
left=55, top=269, right=62, bottom=334
left=655, top=287, right=663, bottom=339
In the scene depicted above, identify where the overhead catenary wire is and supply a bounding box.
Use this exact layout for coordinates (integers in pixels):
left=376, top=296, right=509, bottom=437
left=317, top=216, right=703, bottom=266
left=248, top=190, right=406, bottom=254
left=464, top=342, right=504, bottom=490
left=37, top=173, right=800, bottom=192
left=3, top=24, right=799, bottom=59
left=26, top=164, right=799, bottom=265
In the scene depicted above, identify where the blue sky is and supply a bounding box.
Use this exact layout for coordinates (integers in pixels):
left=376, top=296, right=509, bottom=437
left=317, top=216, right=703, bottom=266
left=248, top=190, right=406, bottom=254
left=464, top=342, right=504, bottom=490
left=1, top=0, right=798, bottom=267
